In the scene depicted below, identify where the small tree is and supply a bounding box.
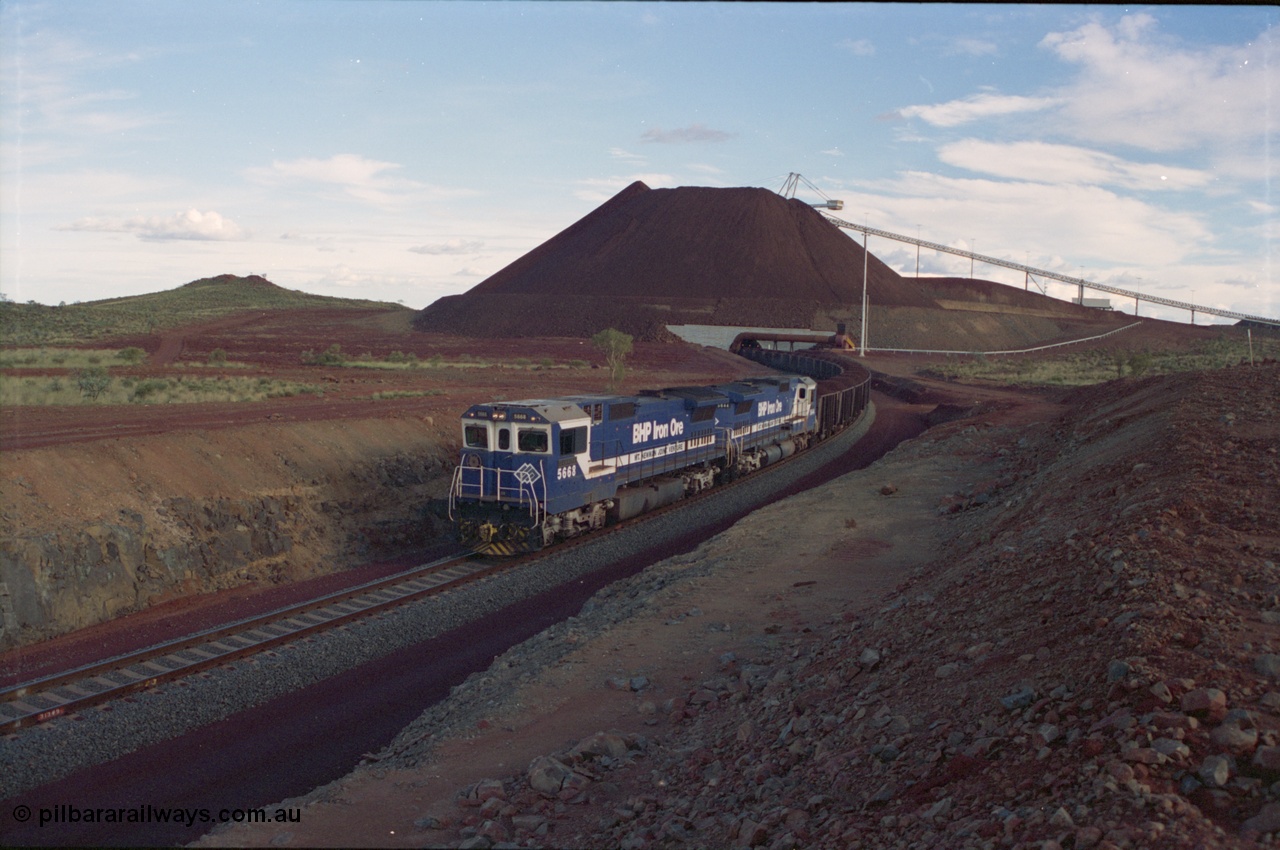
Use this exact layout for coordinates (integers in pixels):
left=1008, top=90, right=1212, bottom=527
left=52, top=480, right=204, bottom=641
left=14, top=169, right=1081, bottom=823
left=76, top=367, right=111, bottom=401
left=1128, top=352, right=1152, bottom=378
left=592, top=328, right=633, bottom=390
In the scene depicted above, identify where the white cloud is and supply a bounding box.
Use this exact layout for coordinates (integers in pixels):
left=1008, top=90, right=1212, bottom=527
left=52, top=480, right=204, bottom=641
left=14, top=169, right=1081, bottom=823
left=838, top=38, right=875, bottom=57
left=409, top=239, right=484, bottom=255
left=59, top=208, right=248, bottom=241
left=946, top=38, right=998, bottom=58
left=1040, top=13, right=1279, bottom=152
left=851, top=170, right=1209, bottom=267
left=937, top=140, right=1212, bottom=190
left=1, top=30, right=161, bottom=147
left=609, top=147, right=646, bottom=164
left=243, top=153, right=455, bottom=207
left=258, top=153, right=400, bottom=186
left=897, top=92, right=1060, bottom=127
left=280, top=232, right=338, bottom=251
left=641, top=123, right=734, bottom=144
left=821, top=147, right=845, bottom=157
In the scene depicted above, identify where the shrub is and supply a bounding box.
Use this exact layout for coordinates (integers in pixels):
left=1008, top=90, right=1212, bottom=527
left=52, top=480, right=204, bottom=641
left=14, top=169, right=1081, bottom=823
left=301, top=344, right=347, bottom=366
left=208, top=348, right=228, bottom=366
left=76, top=367, right=111, bottom=400
left=1128, top=352, right=1152, bottom=378
left=117, top=347, right=147, bottom=365
left=130, top=379, right=169, bottom=401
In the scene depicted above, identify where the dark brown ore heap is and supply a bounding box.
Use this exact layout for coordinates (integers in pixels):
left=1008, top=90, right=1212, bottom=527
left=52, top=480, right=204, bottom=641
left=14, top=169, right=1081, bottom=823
left=414, top=182, right=936, bottom=341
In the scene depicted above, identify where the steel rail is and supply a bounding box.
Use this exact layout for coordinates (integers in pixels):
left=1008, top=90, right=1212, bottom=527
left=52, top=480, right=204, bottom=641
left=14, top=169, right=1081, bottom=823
left=820, top=213, right=1280, bottom=328
left=0, top=553, right=500, bottom=732
left=3, top=365, right=873, bottom=734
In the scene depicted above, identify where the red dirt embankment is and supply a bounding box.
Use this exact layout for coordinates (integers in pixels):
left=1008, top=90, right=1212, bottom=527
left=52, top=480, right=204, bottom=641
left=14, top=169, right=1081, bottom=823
left=200, top=362, right=1280, bottom=850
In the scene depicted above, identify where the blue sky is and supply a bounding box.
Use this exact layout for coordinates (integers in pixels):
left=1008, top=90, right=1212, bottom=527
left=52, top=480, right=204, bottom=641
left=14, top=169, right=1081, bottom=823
left=1, top=2, right=1276, bottom=324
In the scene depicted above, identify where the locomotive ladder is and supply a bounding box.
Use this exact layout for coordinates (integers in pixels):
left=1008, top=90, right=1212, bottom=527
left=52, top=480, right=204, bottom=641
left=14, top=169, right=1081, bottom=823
left=718, top=427, right=743, bottom=468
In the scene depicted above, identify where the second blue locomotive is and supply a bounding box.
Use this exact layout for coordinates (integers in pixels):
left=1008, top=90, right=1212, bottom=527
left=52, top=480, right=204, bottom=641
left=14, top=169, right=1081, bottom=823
left=448, top=375, right=818, bottom=554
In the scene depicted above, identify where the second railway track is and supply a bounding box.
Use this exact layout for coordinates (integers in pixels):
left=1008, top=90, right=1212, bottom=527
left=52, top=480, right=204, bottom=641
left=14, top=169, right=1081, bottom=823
left=0, top=552, right=509, bottom=733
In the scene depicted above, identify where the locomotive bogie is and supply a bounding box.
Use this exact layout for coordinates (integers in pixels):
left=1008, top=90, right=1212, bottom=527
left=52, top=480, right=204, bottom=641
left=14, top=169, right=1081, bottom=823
left=542, top=501, right=610, bottom=543
left=679, top=466, right=717, bottom=496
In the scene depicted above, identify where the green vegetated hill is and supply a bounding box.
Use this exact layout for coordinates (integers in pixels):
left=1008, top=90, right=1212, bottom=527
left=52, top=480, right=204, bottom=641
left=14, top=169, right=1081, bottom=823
left=0, top=274, right=409, bottom=345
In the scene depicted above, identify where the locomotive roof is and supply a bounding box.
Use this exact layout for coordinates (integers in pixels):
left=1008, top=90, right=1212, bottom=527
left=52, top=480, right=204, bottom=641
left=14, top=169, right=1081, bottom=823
left=462, top=400, right=589, bottom=424
left=462, top=375, right=813, bottom=423
left=646, top=386, right=727, bottom=404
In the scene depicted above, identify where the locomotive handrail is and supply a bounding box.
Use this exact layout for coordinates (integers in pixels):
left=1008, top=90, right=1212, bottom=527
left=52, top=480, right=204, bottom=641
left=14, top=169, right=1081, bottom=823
left=536, top=459, right=547, bottom=525
left=447, top=465, right=473, bottom=520
left=718, top=427, right=742, bottom=467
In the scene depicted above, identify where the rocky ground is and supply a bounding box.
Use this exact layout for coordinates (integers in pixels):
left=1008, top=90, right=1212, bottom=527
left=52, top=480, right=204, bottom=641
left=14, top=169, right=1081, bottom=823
left=198, top=361, right=1279, bottom=849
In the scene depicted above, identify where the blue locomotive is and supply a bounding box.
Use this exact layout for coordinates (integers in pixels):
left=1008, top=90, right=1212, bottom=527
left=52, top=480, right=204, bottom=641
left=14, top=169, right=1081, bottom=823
left=448, top=375, right=819, bottom=554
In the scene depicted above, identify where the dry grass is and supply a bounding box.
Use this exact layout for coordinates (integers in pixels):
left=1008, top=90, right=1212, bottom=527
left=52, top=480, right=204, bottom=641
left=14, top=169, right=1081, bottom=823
left=0, top=348, right=145, bottom=369
left=916, top=336, right=1280, bottom=387
left=0, top=374, right=324, bottom=407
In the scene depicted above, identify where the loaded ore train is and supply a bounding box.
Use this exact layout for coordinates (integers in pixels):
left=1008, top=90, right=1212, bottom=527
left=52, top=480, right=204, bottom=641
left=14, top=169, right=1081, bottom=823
left=448, top=346, right=871, bottom=555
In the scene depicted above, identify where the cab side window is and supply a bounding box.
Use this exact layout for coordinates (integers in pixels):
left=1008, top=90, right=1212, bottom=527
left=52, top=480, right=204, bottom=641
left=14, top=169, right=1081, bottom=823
left=464, top=425, right=488, bottom=449
left=518, top=429, right=548, bottom=453
left=560, top=426, right=587, bottom=455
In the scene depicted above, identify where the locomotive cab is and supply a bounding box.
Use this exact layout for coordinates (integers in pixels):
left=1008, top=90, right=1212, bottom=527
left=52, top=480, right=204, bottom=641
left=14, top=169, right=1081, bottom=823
left=451, top=400, right=595, bottom=554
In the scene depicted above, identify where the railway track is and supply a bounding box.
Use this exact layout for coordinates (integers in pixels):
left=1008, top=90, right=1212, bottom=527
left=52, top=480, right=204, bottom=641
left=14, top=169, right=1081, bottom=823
left=2, top=398, right=873, bottom=737
left=0, top=552, right=509, bottom=733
